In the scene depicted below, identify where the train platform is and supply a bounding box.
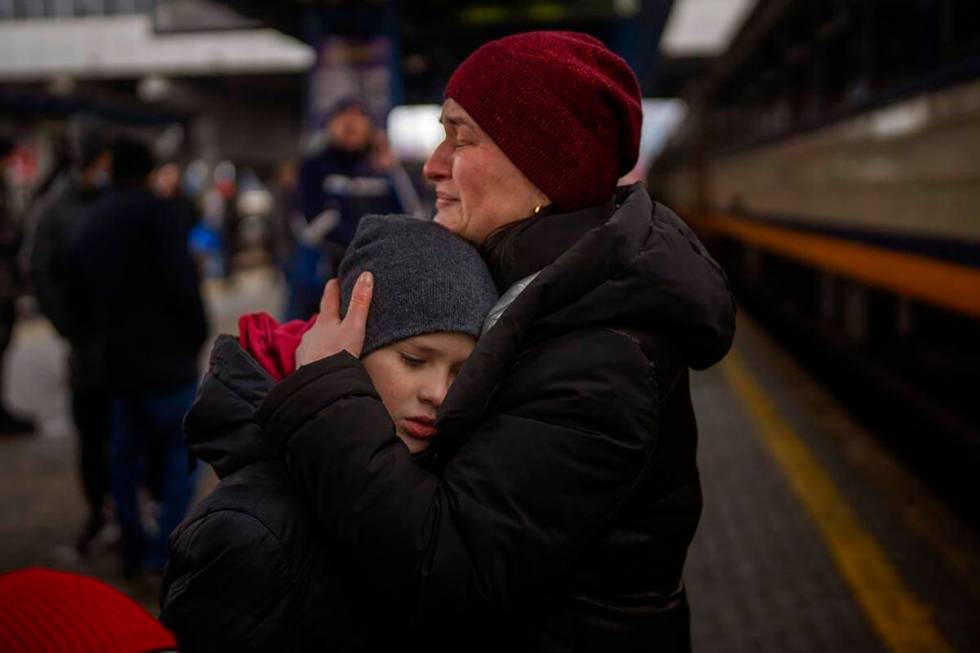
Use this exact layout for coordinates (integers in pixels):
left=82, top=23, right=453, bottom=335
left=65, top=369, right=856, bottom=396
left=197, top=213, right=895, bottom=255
left=0, top=268, right=978, bottom=652
left=687, top=314, right=980, bottom=652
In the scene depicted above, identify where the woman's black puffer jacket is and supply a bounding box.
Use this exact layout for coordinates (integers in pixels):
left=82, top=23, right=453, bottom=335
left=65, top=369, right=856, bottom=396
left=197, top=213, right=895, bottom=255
left=257, top=184, right=736, bottom=651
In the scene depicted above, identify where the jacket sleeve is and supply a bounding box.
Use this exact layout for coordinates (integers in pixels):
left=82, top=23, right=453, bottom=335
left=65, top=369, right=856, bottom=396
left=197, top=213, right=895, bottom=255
left=260, top=328, right=659, bottom=629
left=160, top=509, right=298, bottom=653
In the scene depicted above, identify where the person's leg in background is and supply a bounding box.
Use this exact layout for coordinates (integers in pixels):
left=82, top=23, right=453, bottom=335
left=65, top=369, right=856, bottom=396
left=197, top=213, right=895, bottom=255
left=109, top=394, right=149, bottom=577
left=71, top=377, right=111, bottom=555
left=142, top=381, right=199, bottom=573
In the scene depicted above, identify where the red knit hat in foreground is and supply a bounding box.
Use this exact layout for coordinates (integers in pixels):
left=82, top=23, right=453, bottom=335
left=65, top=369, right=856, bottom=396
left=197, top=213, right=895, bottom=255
left=445, top=30, right=643, bottom=211
left=0, top=568, right=177, bottom=653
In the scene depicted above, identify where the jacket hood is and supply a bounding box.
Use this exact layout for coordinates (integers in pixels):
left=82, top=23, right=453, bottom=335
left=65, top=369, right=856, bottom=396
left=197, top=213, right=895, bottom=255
left=490, top=183, right=735, bottom=370
left=183, top=334, right=280, bottom=478
left=533, top=183, right=735, bottom=369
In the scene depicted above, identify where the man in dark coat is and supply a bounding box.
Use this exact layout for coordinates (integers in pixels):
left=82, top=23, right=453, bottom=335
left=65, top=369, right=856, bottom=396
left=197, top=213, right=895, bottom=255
left=73, top=136, right=208, bottom=577
left=28, top=128, right=112, bottom=553
left=265, top=32, right=736, bottom=651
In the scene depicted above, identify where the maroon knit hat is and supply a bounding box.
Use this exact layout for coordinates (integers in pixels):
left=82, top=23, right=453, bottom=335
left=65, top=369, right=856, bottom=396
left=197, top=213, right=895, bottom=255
left=445, top=31, right=643, bottom=211
left=0, top=568, right=177, bottom=652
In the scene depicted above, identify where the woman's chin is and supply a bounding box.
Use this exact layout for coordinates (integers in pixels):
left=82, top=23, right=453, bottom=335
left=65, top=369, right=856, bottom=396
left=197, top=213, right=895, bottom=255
left=433, top=208, right=464, bottom=234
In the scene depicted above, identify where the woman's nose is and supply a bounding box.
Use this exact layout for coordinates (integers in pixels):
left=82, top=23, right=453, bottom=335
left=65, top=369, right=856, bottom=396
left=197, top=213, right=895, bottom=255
left=423, top=139, right=451, bottom=182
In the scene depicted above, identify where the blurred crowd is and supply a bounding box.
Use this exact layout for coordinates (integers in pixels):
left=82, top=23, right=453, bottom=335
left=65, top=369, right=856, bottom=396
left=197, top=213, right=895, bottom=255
left=0, top=96, right=425, bottom=579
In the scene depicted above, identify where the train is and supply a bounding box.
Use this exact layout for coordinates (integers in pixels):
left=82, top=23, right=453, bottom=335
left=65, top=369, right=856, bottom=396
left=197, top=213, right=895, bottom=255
left=649, top=0, right=980, bottom=524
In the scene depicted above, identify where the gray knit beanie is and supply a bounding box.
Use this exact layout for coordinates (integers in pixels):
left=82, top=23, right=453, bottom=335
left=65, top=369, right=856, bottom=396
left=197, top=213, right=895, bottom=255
left=339, top=215, right=499, bottom=356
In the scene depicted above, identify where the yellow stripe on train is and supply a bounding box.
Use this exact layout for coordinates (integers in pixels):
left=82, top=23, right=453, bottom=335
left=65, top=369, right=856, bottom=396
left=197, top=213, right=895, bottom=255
left=689, top=212, right=980, bottom=321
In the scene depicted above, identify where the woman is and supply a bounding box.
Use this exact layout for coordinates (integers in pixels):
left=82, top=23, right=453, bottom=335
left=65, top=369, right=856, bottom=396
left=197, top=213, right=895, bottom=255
left=159, top=215, right=498, bottom=652
left=266, top=31, right=735, bottom=652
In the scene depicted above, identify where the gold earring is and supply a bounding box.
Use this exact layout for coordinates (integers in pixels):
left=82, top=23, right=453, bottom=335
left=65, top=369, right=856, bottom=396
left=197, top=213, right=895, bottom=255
left=533, top=204, right=542, bottom=215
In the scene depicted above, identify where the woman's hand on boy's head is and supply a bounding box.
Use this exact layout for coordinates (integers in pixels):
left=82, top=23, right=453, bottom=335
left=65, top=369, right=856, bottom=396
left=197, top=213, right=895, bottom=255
left=295, top=272, right=374, bottom=367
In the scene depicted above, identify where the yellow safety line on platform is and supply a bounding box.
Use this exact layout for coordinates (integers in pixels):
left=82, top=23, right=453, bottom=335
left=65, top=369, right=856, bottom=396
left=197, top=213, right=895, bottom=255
left=723, top=350, right=954, bottom=653
left=693, top=213, right=980, bottom=321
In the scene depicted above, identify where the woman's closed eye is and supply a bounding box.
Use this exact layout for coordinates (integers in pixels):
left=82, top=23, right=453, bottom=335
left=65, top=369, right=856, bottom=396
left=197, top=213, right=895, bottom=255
left=453, top=126, right=477, bottom=147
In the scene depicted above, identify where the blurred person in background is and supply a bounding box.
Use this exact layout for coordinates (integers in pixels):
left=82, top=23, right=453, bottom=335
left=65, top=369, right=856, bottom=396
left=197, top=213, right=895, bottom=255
left=72, top=135, right=208, bottom=578
left=0, top=136, right=35, bottom=435
left=279, top=32, right=735, bottom=651
left=212, top=160, right=240, bottom=283
left=191, top=175, right=230, bottom=280
left=234, top=167, right=276, bottom=262
left=29, top=134, right=73, bottom=207
left=269, top=160, right=299, bottom=266
left=292, top=97, right=410, bottom=317
left=27, top=125, right=113, bottom=554
left=152, top=160, right=199, bottom=238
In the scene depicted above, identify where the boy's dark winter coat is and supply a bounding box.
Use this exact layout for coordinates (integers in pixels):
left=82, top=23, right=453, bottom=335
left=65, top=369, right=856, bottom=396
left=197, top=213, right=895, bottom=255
left=159, top=336, right=366, bottom=652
